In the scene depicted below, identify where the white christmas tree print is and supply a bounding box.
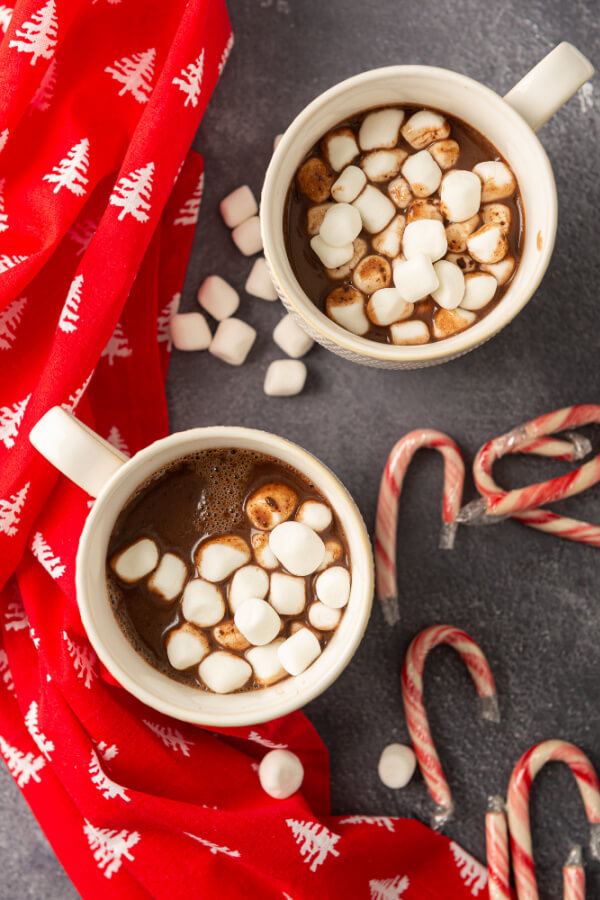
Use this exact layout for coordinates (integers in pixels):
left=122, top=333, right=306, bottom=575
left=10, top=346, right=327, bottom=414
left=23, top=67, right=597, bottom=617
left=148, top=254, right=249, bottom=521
left=0, top=735, right=45, bottom=786
left=83, top=819, right=140, bottom=879
left=107, top=426, right=129, bottom=457
left=24, top=701, right=54, bottom=759
left=0, top=253, right=28, bottom=273
left=0, top=482, right=29, bottom=537
left=286, top=819, right=341, bottom=872
left=246, top=730, right=287, bottom=750
left=0, top=129, right=8, bottom=152
left=0, top=650, right=15, bottom=695
left=4, top=599, right=28, bottom=632
left=101, top=322, right=132, bottom=365
left=369, top=875, right=410, bottom=900
left=184, top=833, right=240, bottom=857
left=43, top=137, right=89, bottom=196
left=174, top=173, right=204, bottom=226
left=30, top=531, right=66, bottom=578
left=109, top=161, right=154, bottom=223
left=105, top=48, right=155, bottom=103
left=157, top=294, right=179, bottom=350
left=0, top=296, right=27, bottom=350
left=9, top=0, right=57, bottom=66
left=0, top=178, right=8, bottom=233
left=89, top=748, right=130, bottom=802
left=218, top=33, right=234, bottom=76
left=0, top=394, right=30, bottom=449
left=449, top=843, right=488, bottom=896
left=172, top=50, right=204, bottom=108
left=339, top=815, right=395, bottom=833
left=62, top=371, right=93, bottom=414
left=63, top=631, right=97, bottom=688
left=28, top=56, right=56, bottom=113
left=142, top=720, right=193, bottom=756
left=58, top=273, right=83, bottom=333
left=0, top=5, right=13, bottom=33
left=67, top=217, right=98, bottom=256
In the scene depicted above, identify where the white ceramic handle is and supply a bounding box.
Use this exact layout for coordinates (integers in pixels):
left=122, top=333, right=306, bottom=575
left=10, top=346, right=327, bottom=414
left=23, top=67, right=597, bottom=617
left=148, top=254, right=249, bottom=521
left=504, top=42, right=594, bottom=132
left=29, top=406, right=128, bottom=498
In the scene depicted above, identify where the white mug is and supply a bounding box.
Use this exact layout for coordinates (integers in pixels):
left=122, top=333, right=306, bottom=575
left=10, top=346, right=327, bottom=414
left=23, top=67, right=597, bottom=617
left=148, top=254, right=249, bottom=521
left=261, top=43, right=594, bottom=369
left=30, top=408, right=374, bottom=726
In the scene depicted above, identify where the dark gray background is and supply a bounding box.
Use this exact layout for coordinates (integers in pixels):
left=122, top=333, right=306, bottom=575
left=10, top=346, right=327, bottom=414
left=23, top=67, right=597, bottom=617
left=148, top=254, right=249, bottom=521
left=2, top=0, right=599, bottom=896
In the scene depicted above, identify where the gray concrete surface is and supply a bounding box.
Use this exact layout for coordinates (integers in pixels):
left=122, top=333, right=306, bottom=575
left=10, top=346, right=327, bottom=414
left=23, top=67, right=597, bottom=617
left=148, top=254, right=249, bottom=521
left=1, top=0, right=599, bottom=896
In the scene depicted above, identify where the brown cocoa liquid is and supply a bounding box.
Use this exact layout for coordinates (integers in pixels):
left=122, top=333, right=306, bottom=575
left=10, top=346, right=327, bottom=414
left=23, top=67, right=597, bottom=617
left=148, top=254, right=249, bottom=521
left=106, top=448, right=349, bottom=690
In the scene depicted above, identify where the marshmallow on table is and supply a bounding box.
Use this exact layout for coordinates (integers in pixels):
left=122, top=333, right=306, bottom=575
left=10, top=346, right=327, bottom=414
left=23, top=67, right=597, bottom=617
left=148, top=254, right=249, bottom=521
left=460, top=272, right=498, bottom=310
left=360, top=149, right=407, bottom=182
left=378, top=743, right=416, bottom=789
left=358, top=108, right=405, bottom=150
left=310, top=235, right=354, bottom=269
left=228, top=565, right=270, bottom=614
left=269, top=521, right=325, bottom=576
left=316, top=539, right=343, bottom=571
left=393, top=254, right=439, bottom=303
left=181, top=579, right=226, bottom=627
left=445, top=215, right=480, bottom=253
left=482, top=203, right=512, bottom=233
left=308, top=601, right=341, bottom=631
left=110, top=538, right=158, bottom=582
left=473, top=160, right=516, bottom=202
left=367, top=288, right=412, bottom=326
left=234, top=597, right=281, bottom=646
left=269, top=572, right=306, bottom=615
left=212, top=619, right=250, bottom=651
left=390, top=319, right=430, bottom=345
left=401, top=110, right=450, bottom=149
left=352, top=185, right=395, bottom=234
left=429, top=139, right=460, bottom=170
left=273, top=314, right=314, bottom=359
left=331, top=166, right=366, bottom=203
left=306, top=203, right=334, bottom=236
left=232, top=215, right=263, bottom=256
left=326, top=286, right=369, bottom=336
left=481, top=255, right=516, bottom=286
left=296, top=157, right=334, bottom=203
left=353, top=255, right=392, bottom=295
left=264, top=360, right=307, bottom=397
left=431, top=260, right=465, bottom=310
left=195, top=534, right=251, bottom=582
left=148, top=552, right=188, bottom=601
left=315, top=565, right=351, bottom=608
left=432, top=307, right=476, bottom=339
left=319, top=203, right=362, bottom=247
left=322, top=127, right=359, bottom=171
left=169, top=313, right=211, bottom=352
left=295, top=500, right=332, bottom=532
left=406, top=199, right=442, bottom=223
left=466, top=223, right=508, bottom=264
left=439, top=169, right=481, bottom=223
left=199, top=651, right=252, bottom=693
left=388, top=176, right=412, bottom=209
left=252, top=533, right=280, bottom=569
left=402, top=219, right=447, bottom=262
left=166, top=624, right=210, bottom=670
left=258, top=749, right=304, bottom=798
left=246, top=640, right=287, bottom=686
left=220, top=185, right=258, bottom=229
left=245, top=257, right=278, bottom=301
left=209, top=317, right=256, bottom=366
left=278, top=627, right=321, bottom=676
left=401, top=150, right=442, bottom=198
left=325, top=237, right=367, bottom=280
left=198, top=275, right=240, bottom=321
left=372, top=215, right=406, bottom=258
left=246, top=482, right=298, bottom=530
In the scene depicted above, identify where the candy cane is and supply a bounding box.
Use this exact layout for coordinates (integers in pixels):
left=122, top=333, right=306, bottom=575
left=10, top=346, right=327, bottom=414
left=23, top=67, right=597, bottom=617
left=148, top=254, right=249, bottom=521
left=506, top=740, right=600, bottom=900
left=375, top=430, right=464, bottom=626
left=563, top=847, right=585, bottom=900
left=401, top=625, right=498, bottom=828
left=486, top=796, right=512, bottom=900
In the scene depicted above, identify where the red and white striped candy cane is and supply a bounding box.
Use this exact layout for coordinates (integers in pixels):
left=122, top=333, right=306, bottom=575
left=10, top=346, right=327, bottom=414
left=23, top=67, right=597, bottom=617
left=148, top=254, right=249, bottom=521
left=486, top=796, right=512, bottom=900
left=401, top=624, right=498, bottom=828
left=506, top=740, right=600, bottom=900
left=375, top=430, right=464, bottom=626
left=563, top=847, right=585, bottom=900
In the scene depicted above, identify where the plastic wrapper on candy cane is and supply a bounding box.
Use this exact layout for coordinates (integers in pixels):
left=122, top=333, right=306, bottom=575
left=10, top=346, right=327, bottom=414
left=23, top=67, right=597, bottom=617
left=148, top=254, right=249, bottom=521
left=401, top=625, right=499, bottom=829
left=506, top=740, right=600, bottom=900
left=375, top=430, right=464, bottom=626
left=486, top=795, right=512, bottom=900
left=563, top=846, right=585, bottom=900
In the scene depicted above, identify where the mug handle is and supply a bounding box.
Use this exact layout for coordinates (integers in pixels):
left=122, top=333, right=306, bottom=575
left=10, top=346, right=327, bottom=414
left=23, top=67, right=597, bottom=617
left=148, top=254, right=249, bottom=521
left=30, top=406, right=128, bottom=498
left=503, top=42, right=594, bottom=132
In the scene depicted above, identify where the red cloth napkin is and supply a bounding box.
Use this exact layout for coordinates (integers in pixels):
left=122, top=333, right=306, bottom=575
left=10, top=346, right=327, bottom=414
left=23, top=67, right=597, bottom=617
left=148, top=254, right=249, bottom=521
left=0, top=2, right=491, bottom=897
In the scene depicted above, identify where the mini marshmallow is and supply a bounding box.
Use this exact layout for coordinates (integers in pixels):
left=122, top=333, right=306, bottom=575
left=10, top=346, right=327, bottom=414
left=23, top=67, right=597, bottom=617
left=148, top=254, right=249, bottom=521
left=378, top=743, right=416, bottom=789
left=197, top=275, right=240, bottom=321
left=331, top=166, right=366, bottom=204
left=310, top=234, right=354, bottom=269
left=209, top=317, right=256, bottom=366
left=199, top=651, right=252, bottom=693
left=295, top=500, right=332, bottom=532
left=111, top=538, right=158, bottom=582
left=359, top=108, right=405, bottom=150
left=273, top=314, right=314, bottom=359
left=148, top=553, right=188, bottom=601
left=390, top=319, right=430, bottom=345
left=308, top=601, right=341, bottom=631
left=277, top=627, right=321, bottom=676
left=269, top=521, right=325, bottom=576
left=181, top=579, right=226, bottom=627
left=401, top=109, right=450, bottom=149
left=219, top=185, right=258, bottom=229
left=258, top=748, right=304, bottom=798
left=445, top=215, right=480, bottom=253
left=429, top=139, right=460, bottom=170
left=264, top=360, right=307, bottom=397
left=473, top=160, right=516, bottom=202
left=228, top=565, right=270, bottom=614
left=246, top=640, right=287, bottom=686
left=306, top=203, right=334, bottom=236
left=245, top=257, right=278, bottom=301
left=466, top=223, right=508, bottom=264
left=169, top=313, right=211, bottom=352
left=319, top=203, right=362, bottom=247
left=482, top=203, right=512, bottom=233
left=402, top=219, right=447, bottom=262
left=406, top=199, right=442, bottom=223
left=322, top=128, right=359, bottom=171
left=401, top=150, right=442, bottom=198
left=432, top=307, right=476, bottom=339
left=297, top=157, right=334, bottom=203
left=481, top=255, right=516, bottom=286
left=234, top=597, right=281, bottom=646
left=315, top=565, right=351, bottom=608
left=252, top=532, right=279, bottom=569
left=431, top=260, right=465, bottom=310
left=439, top=169, right=482, bottom=222
left=388, top=176, right=412, bottom=209
left=195, top=535, right=251, bottom=582
left=367, top=288, right=412, bottom=326
left=352, top=185, right=395, bottom=234
left=372, top=215, right=406, bottom=258
left=166, top=624, right=210, bottom=670
left=360, top=149, right=407, bottom=183
left=269, top=572, right=306, bottom=615
left=393, top=254, right=439, bottom=303
left=325, top=237, right=368, bottom=280
left=316, top=539, right=343, bottom=571
left=246, top=482, right=298, bottom=531
left=326, top=286, right=369, bottom=336
left=232, top=215, right=262, bottom=256
left=212, top=620, right=250, bottom=651
left=445, top=251, right=477, bottom=273
left=352, top=255, right=392, bottom=295
left=460, top=272, right=498, bottom=310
